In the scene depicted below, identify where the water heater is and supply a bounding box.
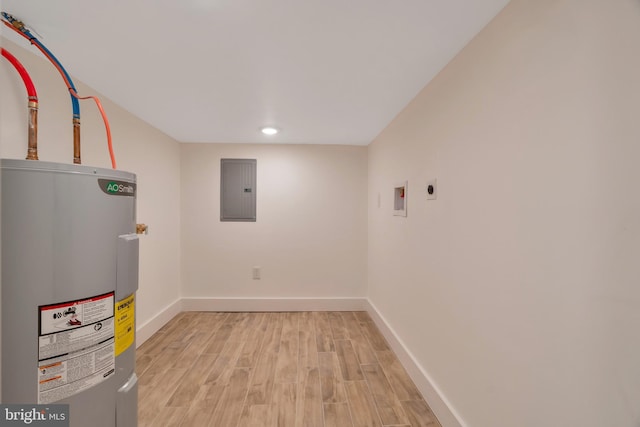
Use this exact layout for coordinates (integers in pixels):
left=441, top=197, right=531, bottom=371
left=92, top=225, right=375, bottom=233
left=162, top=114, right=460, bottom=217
left=1, top=159, right=138, bottom=427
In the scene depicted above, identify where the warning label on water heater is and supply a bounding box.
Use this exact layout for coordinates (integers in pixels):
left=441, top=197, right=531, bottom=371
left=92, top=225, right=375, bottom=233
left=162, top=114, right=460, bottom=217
left=37, top=292, right=115, bottom=404
left=115, top=294, right=135, bottom=357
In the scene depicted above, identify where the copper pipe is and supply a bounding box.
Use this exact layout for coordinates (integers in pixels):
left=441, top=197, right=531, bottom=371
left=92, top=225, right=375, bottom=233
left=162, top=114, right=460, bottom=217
left=73, top=117, right=81, bottom=164
left=26, top=98, right=38, bottom=160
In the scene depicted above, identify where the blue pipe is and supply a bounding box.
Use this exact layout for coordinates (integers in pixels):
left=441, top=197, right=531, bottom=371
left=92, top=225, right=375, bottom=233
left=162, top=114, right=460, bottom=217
left=1, top=12, right=80, bottom=117
left=28, top=37, right=80, bottom=117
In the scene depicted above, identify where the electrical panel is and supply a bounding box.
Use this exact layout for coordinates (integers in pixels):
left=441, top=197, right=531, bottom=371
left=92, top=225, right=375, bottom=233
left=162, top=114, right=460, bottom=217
left=220, top=158, right=257, bottom=222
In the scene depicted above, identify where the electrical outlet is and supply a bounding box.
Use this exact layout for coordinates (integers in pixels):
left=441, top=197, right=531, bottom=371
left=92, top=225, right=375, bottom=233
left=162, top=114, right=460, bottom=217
left=252, top=266, right=261, bottom=280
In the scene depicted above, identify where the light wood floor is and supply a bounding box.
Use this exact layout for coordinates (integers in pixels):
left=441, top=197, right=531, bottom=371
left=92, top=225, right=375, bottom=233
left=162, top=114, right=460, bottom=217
left=136, top=311, right=441, bottom=427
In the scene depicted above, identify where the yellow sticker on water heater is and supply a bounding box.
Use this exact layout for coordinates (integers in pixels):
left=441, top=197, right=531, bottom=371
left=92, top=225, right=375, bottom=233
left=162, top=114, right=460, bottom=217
left=115, top=294, right=135, bottom=357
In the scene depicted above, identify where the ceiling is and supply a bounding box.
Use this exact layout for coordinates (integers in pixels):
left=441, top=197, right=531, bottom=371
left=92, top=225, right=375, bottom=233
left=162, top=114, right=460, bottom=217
left=1, top=0, right=509, bottom=145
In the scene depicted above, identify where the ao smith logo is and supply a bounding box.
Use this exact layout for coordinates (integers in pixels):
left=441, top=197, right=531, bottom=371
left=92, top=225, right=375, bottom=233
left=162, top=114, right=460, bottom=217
left=107, top=182, right=134, bottom=194
left=98, top=179, right=136, bottom=197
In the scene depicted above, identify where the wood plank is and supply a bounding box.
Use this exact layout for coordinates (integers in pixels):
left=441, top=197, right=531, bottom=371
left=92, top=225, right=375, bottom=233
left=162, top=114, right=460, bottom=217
left=329, top=312, right=349, bottom=340
left=156, top=312, right=191, bottom=336
left=335, top=340, right=364, bottom=381
left=298, top=311, right=319, bottom=371
left=136, top=332, right=166, bottom=356
left=137, top=370, right=158, bottom=387
left=318, top=352, right=347, bottom=404
left=208, top=368, right=251, bottom=427
left=138, top=326, right=182, bottom=356
left=262, top=313, right=285, bottom=353
left=340, top=312, right=363, bottom=338
left=295, top=367, right=323, bottom=427
left=171, top=331, right=214, bottom=369
left=274, top=313, right=299, bottom=383
left=359, top=321, right=390, bottom=351
left=144, top=345, right=190, bottom=376
left=202, top=323, right=234, bottom=354
left=344, top=381, right=381, bottom=427
left=173, top=313, right=227, bottom=369
left=324, top=403, right=353, bottom=427
left=147, top=406, right=188, bottom=427
left=237, top=404, right=271, bottom=427
left=179, top=384, right=225, bottom=426
left=193, top=383, right=225, bottom=408
left=351, top=336, right=378, bottom=366
left=204, top=337, right=244, bottom=385
left=246, top=350, right=278, bottom=405
left=136, top=354, right=154, bottom=377
left=361, top=363, right=409, bottom=425
left=313, top=312, right=335, bottom=352
left=400, top=400, right=440, bottom=427
left=271, top=382, right=297, bottom=427
left=138, top=368, right=187, bottom=425
left=229, top=312, right=254, bottom=341
left=341, top=313, right=377, bottom=365
left=166, top=353, right=218, bottom=407
left=155, top=313, right=199, bottom=346
left=191, top=312, right=228, bottom=332
left=237, top=314, right=268, bottom=368
left=375, top=351, right=422, bottom=401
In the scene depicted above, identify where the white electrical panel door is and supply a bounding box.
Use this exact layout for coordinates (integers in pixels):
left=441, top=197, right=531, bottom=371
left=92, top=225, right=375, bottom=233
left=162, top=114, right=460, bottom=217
left=220, top=158, right=257, bottom=222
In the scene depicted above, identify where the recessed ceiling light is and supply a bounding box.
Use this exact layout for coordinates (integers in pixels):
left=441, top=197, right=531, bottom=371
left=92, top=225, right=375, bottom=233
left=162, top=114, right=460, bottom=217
left=261, top=127, right=279, bottom=136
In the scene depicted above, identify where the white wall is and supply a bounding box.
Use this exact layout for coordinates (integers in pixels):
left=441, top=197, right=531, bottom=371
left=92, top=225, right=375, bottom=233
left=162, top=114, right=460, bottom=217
left=0, top=37, right=182, bottom=328
left=368, top=0, right=640, bottom=426
left=181, top=143, right=367, bottom=300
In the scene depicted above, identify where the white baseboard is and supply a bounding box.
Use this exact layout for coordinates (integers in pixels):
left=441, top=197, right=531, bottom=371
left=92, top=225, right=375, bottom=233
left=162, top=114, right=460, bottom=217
left=181, top=297, right=368, bottom=312
left=136, top=298, right=182, bottom=347
left=365, top=299, right=466, bottom=427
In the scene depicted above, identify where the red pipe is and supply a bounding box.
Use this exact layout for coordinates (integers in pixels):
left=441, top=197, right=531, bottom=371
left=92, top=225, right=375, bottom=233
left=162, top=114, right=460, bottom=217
left=1, top=47, right=37, bottom=98
left=2, top=47, right=39, bottom=160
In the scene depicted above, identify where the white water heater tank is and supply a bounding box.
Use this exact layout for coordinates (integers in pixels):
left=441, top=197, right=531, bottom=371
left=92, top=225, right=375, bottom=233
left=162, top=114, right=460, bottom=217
left=1, top=159, right=138, bottom=427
